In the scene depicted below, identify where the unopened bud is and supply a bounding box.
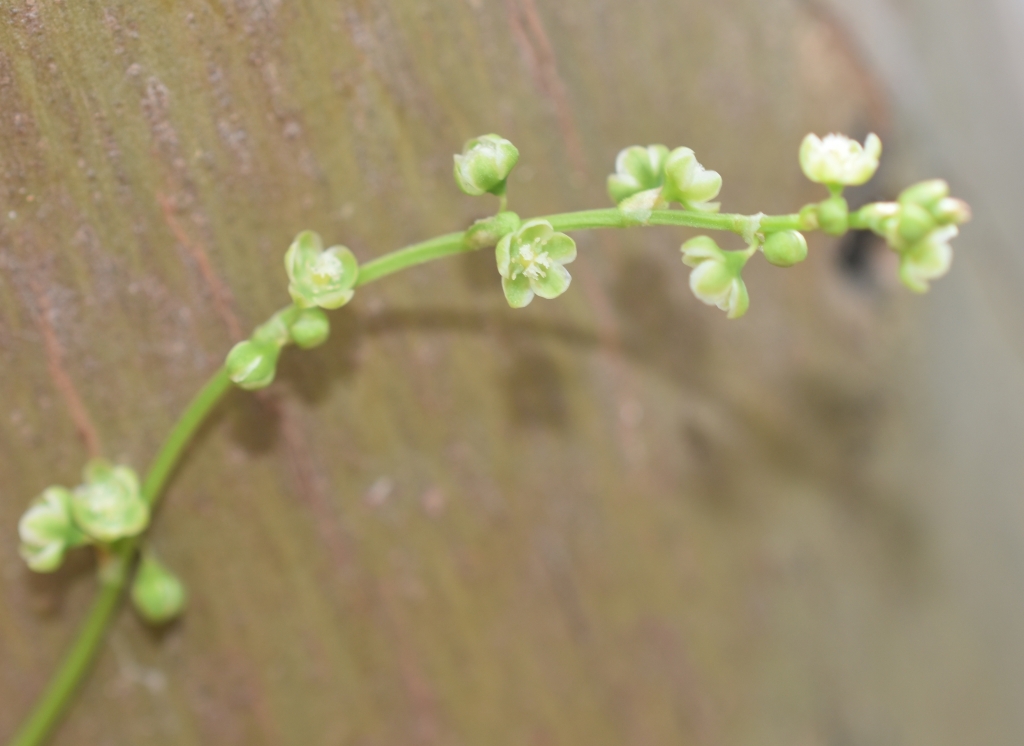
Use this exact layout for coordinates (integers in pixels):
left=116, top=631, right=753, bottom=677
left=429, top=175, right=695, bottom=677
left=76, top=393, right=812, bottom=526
left=226, top=339, right=280, bottom=390
left=762, top=230, right=808, bottom=267
left=131, top=553, right=187, bottom=624
left=817, top=195, right=849, bottom=236
left=453, top=134, right=520, bottom=196
left=899, top=179, right=949, bottom=210
left=896, top=203, right=936, bottom=245
left=288, top=308, right=331, bottom=349
left=464, top=211, right=521, bottom=250
left=933, top=197, right=972, bottom=226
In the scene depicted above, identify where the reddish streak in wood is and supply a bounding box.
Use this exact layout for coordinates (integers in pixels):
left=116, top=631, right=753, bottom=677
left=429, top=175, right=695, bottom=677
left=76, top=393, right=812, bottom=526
left=157, top=191, right=245, bottom=343
left=29, top=278, right=103, bottom=459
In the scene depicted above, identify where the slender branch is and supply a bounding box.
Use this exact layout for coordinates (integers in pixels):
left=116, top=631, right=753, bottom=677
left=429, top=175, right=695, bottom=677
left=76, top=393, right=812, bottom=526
left=7, top=581, right=122, bottom=746
left=7, top=205, right=811, bottom=746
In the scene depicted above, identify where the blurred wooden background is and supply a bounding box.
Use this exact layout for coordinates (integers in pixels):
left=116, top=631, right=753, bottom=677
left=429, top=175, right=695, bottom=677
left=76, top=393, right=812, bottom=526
left=2, top=1, right=1011, bottom=744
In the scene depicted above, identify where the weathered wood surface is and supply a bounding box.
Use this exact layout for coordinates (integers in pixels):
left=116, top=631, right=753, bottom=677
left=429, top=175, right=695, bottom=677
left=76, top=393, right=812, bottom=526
left=0, top=1, right=940, bottom=743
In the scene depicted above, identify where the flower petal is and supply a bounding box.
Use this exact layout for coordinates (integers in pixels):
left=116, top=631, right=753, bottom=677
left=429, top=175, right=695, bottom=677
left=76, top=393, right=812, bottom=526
left=495, top=234, right=512, bottom=278
left=541, top=233, right=577, bottom=265
left=517, top=219, right=553, bottom=245
left=312, top=287, right=355, bottom=310
left=502, top=274, right=535, bottom=308
left=531, top=263, right=571, bottom=300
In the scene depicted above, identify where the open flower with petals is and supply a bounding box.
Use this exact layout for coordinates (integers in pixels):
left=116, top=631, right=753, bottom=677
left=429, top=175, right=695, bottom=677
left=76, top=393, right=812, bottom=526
left=19, top=486, right=86, bottom=572
left=662, top=147, right=722, bottom=212
left=680, top=236, right=751, bottom=319
left=496, top=219, right=577, bottom=308
left=71, top=460, right=149, bottom=543
left=800, top=133, right=881, bottom=187
left=899, top=226, right=956, bottom=293
left=285, top=230, right=359, bottom=309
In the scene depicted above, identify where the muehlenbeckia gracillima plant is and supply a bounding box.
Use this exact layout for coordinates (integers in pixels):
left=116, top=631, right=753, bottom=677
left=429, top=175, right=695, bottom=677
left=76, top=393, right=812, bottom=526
left=12, top=129, right=973, bottom=746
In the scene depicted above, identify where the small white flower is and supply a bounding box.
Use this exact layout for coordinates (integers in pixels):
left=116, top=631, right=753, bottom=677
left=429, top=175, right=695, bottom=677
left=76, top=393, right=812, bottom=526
left=18, top=487, right=80, bottom=572
left=899, top=226, right=956, bottom=294
left=799, top=133, right=881, bottom=187
left=680, top=236, right=750, bottom=319
left=607, top=145, right=721, bottom=215
left=607, top=144, right=671, bottom=205
left=71, top=460, right=149, bottom=543
left=284, top=230, right=358, bottom=310
left=496, top=219, right=577, bottom=308
left=662, top=147, right=722, bottom=212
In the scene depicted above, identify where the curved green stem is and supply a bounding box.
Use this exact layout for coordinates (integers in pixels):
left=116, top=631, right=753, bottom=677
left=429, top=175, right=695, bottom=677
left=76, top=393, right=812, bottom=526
left=9, top=204, right=814, bottom=746
left=7, top=581, right=122, bottom=746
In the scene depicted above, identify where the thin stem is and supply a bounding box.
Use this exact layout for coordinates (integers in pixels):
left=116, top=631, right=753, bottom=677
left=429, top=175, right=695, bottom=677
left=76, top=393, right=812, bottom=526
left=140, top=367, right=233, bottom=506
left=10, top=203, right=812, bottom=746
left=8, top=581, right=122, bottom=746
left=356, top=232, right=466, bottom=286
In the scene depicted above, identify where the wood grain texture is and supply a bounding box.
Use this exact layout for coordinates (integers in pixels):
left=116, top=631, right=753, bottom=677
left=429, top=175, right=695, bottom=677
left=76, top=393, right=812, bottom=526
left=0, top=1, right=924, bottom=744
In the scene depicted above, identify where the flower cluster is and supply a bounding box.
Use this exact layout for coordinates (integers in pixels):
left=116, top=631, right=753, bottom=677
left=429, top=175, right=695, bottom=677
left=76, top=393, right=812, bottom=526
left=226, top=230, right=346, bottom=390
left=18, top=461, right=149, bottom=572
left=858, top=179, right=971, bottom=292
left=607, top=144, right=722, bottom=217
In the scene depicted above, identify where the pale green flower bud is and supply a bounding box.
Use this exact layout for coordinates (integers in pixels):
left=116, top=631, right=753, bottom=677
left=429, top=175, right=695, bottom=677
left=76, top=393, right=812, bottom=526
left=762, top=230, right=808, bottom=267
left=680, top=236, right=751, bottom=319
left=495, top=219, right=576, bottom=308
left=933, top=197, right=972, bottom=226
left=288, top=307, right=330, bottom=349
left=226, top=339, right=280, bottom=390
left=896, top=203, right=936, bottom=245
left=131, top=553, right=187, bottom=624
left=464, top=211, right=521, bottom=251
left=71, top=460, right=149, bottom=543
left=817, top=195, right=849, bottom=236
left=899, top=226, right=956, bottom=293
left=284, top=230, right=358, bottom=310
left=898, top=179, right=949, bottom=210
left=607, top=145, right=671, bottom=205
left=18, top=486, right=87, bottom=572
left=453, top=134, right=520, bottom=196
left=799, top=133, right=881, bottom=187
left=252, top=311, right=291, bottom=348
left=662, top=147, right=722, bottom=212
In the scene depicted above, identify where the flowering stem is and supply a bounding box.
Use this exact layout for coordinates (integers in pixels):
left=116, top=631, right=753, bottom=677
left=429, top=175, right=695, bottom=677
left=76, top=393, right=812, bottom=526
left=9, top=204, right=815, bottom=746
left=9, top=369, right=232, bottom=746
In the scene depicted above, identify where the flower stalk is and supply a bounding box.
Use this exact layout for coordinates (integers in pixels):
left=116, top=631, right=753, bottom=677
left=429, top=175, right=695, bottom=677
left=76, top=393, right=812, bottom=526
left=10, top=130, right=970, bottom=746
